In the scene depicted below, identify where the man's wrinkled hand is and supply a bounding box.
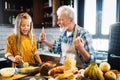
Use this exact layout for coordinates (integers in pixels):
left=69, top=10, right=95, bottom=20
left=39, top=33, right=46, bottom=42
left=74, top=37, right=84, bottom=48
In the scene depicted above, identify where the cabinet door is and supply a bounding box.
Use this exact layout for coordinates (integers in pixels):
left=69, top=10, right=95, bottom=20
left=1, top=0, right=33, bottom=25
left=33, top=0, right=42, bottom=27
left=33, top=0, right=60, bottom=28
left=42, top=0, right=54, bottom=27
left=52, top=0, right=60, bottom=27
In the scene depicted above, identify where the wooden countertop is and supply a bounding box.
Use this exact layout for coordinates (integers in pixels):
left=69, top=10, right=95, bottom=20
left=0, top=73, right=52, bottom=80
left=0, top=74, right=28, bottom=80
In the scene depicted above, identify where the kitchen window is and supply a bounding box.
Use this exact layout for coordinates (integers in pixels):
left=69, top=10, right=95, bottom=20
left=84, top=0, right=117, bottom=51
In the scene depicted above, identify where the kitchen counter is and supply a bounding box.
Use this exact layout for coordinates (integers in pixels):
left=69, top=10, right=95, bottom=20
left=38, top=49, right=60, bottom=57
left=38, top=50, right=60, bottom=63
left=0, top=58, right=6, bottom=61
left=0, top=50, right=60, bottom=61
left=0, top=49, right=108, bottom=68
left=0, top=50, right=60, bottom=69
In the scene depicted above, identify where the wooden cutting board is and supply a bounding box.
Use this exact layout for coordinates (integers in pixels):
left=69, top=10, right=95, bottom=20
left=1, top=74, right=27, bottom=80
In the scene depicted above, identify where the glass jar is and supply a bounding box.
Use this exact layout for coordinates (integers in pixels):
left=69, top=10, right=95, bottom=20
left=64, top=53, right=76, bottom=68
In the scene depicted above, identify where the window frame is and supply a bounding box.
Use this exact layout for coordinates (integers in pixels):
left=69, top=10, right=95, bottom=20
left=83, top=0, right=117, bottom=51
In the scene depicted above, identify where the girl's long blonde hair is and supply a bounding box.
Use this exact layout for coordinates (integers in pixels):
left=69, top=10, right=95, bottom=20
left=14, top=12, right=34, bottom=52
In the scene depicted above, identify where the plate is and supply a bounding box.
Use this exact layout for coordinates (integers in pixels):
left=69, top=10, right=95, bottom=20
left=0, top=67, right=15, bottom=77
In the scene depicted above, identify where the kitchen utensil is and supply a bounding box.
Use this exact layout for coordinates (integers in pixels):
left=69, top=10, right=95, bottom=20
left=0, top=67, right=15, bottom=77
left=16, top=63, right=41, bottom=75
left=21, top=59, right=24, bottom=64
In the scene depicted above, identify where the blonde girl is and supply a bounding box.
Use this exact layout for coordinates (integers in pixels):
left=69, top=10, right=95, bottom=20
left=5, top=13, right=42, bottom=67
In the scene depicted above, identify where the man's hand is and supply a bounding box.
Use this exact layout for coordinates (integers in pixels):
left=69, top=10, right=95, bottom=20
left=39, top=33, right=46, bottom=42
left=74, top=37, right=90, bottom=61
left=74, top=37, right=84, bottom=49
left=39, top=26, right=46, bottom=42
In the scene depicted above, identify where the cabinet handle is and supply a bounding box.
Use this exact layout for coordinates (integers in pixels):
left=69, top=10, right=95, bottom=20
left=110, top=54, right=120, bottom=58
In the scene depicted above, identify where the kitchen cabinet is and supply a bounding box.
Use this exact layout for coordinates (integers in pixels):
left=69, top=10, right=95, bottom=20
left=33, top=0, right=74, bottom=28
left=0, top=0, right=74, bottom=27
left=42, top=0, right=53, bottom=27
left=33, top=0, right=60, bottom=28
left=1, top=0, right=33, bottom=25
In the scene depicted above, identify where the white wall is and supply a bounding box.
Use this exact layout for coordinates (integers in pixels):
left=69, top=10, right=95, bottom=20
left=0, top=25, right=60, bottom=49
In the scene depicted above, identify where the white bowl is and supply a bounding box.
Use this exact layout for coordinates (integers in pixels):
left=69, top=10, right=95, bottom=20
left=0, top=67, right=15, bottom=77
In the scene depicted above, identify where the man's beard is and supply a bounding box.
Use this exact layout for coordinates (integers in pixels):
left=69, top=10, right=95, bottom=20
left=60, top=26, right=69, bottom=32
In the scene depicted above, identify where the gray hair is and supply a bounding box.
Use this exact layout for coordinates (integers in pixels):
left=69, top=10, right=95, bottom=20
left=57, top=5, right=75, bottom=21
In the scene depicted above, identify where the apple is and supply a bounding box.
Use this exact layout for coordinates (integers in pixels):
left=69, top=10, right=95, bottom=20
left=99, top=62, right=111, bottom=72
left=104, top=71, right=117, bottom=80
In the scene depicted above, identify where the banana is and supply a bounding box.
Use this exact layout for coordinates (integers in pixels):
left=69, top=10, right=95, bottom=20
left=84, top=67, right=89, bottom=77
left=93, top=65, right=99, bottom=80
left=95, top=66, right=105, bottom=80
left=91, top=69, right=95, bottom=79
left=84, top=62, right=95, bottom=78
left=92, top=69, right=97, bottom=80
left=88, top=62, right=98, bottom=79
left=84, top=62, right=104, bottom=80
left=88, top=65, right=94, bottom=79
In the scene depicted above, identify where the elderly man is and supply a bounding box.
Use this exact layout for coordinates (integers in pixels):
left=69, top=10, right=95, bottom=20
left=39, top=5, right=94, bottom=68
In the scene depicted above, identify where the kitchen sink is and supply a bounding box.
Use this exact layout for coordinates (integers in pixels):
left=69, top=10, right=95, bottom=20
left=0, top=49, right=5, bottom=58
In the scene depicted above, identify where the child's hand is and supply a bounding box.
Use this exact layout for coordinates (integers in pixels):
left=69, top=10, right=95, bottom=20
left=14, top=55, right=23, bottom=63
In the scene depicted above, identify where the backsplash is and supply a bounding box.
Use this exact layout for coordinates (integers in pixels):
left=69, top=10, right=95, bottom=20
left=0, top=25, right=60, bottom=50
